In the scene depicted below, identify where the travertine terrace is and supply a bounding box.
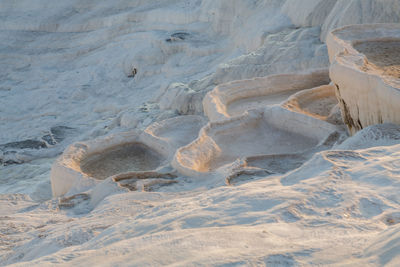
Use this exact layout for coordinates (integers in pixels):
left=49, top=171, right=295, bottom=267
left=3, top=1, right=400, bottom=265
left=282, top=84, right=340, bottom=124
left=51, top=115, right=205, bottom=197
left=50, top=131, right=163, bottom=197
left=203, top=69, right=330, bottom=122
left=328, top=24, right=400, bottom=134
left=173, top=106, right=339, bottom=177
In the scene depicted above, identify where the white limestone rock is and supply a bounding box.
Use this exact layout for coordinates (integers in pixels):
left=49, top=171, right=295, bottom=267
left=157, top=83, right=205, bottom=115
left=173, top=106, right=339, bottom=178
left=203, top=69, right=330, bottom=122
left=281, top=0, right=400, bottom=42
left=50, top=131, right=167, bottom=197
left=50, top=115, right=206, bottom=197
left=327, top=24, right=400, bottom=135
left=282, top=84, right=339, bottom=123
left=282, top=0, right=337, bottom=28
left=321, top=0, right=400, bottom=41
left=206, top=27, right=330, bottom=86
left=337, top=123, right=400, bottom=150
left=143, top=115, right=207, bottom=154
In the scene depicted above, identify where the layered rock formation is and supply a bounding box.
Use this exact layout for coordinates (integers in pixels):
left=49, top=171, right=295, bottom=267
left=51, top=115, right=205, bottom=197
left=203, top=69, right=330, bottom=121
left=51, top=23, right=400, bottom=197
left=3, top=1, right=400, bottom=265
left=328, top=24, right=400, bottom=135
left=173, top=106, right=339, bottom=178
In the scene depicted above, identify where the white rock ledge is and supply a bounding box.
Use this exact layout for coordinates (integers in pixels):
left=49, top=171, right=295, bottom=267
left=327, top=24, right=400, bottom=135
left=203, top=69, right=330, bottom=122
left=51, top=115, right=205, bottom=197
left=51, top=131, right=163, bottom=197
left=172, top=106, right=339, bottom=178
left=282, top=84, right=340, bottom=124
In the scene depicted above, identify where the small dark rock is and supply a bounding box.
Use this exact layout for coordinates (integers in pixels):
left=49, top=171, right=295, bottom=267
left=387, top=218, right=396, bottom=225
left=42, top=134, right=57, bottom=146
left=3, top=159, right=24, bottom=166
left=1, top=140, right=47, bottom=150
left=171, top=32, right=189, bottom=40
left=128, top=68, right=137, bottom=78
left=166, top=32, right=189, bottom=42
left=50, top=126, right=74, bottom=143
left=41, top=126, right=75, bottom=146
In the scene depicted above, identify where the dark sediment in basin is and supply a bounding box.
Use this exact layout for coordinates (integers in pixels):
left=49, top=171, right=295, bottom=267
left=354, top=40, right=400, bottom=78
left=80, top=143, right=162, bottom=180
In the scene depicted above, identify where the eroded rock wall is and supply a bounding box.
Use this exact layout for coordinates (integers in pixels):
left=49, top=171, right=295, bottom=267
left=328, top=24, right=400, bottom=135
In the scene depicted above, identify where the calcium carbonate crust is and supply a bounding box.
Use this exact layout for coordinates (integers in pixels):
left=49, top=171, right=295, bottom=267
left=327, top=24, right=400, bottom=135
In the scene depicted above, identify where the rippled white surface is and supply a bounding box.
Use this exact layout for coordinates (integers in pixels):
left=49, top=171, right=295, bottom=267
left=1, top=0, right=400, bottom=266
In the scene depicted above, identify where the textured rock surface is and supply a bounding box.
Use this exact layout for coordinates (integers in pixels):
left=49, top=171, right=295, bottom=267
left=282, top=84, right=340, bottom=124
left=203, top=69, right=329, bottom=122
left=2, top=1, right=400, bottom=266
left=173, top=106, right=339, bottom=177
left=282, top=0, right=400, bottom=41
left=321, top=0, right=400, bottom=41
left=328, top=24, right=400, bottom=135
left=282, top=0, right=338, bottom=28
left=50, top=115, right=205, bottom=197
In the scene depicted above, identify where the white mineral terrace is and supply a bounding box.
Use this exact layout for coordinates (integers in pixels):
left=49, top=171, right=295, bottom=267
left=282, top=84, right=340, bottom=124
left=328, top=24, right=400, bottom=135
left=173, top=106, right=339, bottom=178
left=203, top=69, right=330, bottom=122
left=52, top=74, right=343, bottom=196
left=2, top=0, right=400, bottom=265
left=51, top=115, right=205, bottom=197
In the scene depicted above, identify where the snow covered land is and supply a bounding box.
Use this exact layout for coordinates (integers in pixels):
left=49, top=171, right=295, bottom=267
left=1, top=0, right=400, bottom=266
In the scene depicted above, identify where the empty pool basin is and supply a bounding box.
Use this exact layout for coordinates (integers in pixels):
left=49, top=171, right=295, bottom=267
left=203, top=69, right=330, bottom=122
left=80, top=143, right=163, bottom=180
left=143, top=115, right=206, bottom=151
left=51, top=131, right=168, bottom=197
left=173, top=106, right=339, bottom=178
left=51, top=115, right=207, bottom=197
left=282, top=84, right=340, bottom=123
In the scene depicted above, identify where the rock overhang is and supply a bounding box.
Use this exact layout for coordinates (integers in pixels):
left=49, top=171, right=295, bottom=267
left=327, top=24, right=400, bottom=135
